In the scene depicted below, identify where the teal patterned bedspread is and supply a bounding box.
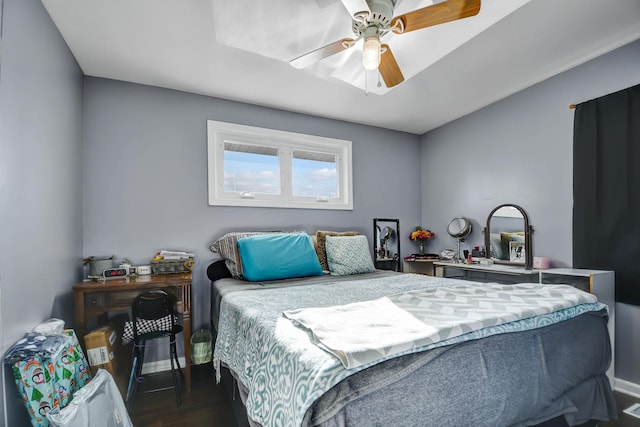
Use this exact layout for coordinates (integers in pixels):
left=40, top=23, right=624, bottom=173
left=213, top=274, right=605, bottom=427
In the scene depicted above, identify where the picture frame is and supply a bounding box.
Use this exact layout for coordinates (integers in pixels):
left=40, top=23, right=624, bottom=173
left=509, top=241, right=525, bottom=263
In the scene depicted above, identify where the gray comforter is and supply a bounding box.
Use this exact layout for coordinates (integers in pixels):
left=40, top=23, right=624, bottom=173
left=211, top=272, right=616, bottom=427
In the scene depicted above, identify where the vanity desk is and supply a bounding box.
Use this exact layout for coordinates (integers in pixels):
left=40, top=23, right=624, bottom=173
left=434, top=261, right=539, bottom=283
left=434, top=261, right=615, bottom=381
left=437, top=203, right=616, bottom=381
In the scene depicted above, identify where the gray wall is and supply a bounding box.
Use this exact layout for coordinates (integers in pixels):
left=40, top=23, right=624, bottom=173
left=0, top=0, right=84, bottom=425
left=81, top=77, right=422, bottom=335
left=420, top=40, right=640, bottom=386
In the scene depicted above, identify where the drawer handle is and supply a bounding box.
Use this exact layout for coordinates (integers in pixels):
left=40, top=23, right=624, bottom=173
left=91, top=298, right=98, bottom=305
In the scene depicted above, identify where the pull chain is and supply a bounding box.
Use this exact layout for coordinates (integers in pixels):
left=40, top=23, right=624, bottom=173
left=365, top=70, right=369, bottom=96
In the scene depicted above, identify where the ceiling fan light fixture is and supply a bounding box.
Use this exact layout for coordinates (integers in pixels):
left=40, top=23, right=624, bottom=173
left=362, top=35, right=381, bottom=70
left=290, top=0, right=481, bottom=89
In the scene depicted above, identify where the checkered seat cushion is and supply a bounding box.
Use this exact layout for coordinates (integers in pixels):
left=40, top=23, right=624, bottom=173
left=122, top=315, right=178, bottom=345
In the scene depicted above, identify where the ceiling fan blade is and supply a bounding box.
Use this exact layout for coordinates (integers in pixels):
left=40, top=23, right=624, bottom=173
left=379, top=44, right=404, bottom=88
left=290, top=38, right=357, bottom=69
left=392, top=0, right=481, bottom=34
left=339, top=0, right=371, bottom=18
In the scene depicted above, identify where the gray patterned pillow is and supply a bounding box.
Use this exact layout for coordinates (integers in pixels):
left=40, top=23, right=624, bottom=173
left=325, top=235, right=375, bottom=276
left=315, top=230, right=359, bottom=271
left=209, top=231, right=282, bottom=278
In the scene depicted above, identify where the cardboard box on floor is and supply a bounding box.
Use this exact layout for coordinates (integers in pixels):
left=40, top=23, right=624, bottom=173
left=84, top=313, right=131, bottom=378
left=84, top=312, right=133, bottom=396
left=84, top=325, right=120, bottom=376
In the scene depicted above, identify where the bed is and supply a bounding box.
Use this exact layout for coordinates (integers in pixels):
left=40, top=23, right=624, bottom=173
left=207, top=231, right=616, bottom=427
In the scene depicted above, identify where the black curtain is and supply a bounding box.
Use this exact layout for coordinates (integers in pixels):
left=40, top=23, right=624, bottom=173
left=573, top=83, right=640, bottom=305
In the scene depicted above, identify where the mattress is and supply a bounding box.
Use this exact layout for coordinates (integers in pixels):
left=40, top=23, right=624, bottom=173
left=210, top=269, right=616, bottom=427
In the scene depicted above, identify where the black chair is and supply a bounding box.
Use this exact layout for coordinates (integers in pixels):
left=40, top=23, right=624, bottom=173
left=125, top=290, right=184, bottom=411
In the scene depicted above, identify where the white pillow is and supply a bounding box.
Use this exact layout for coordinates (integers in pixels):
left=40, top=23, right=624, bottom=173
left=325, top=235, right=376, bottom=276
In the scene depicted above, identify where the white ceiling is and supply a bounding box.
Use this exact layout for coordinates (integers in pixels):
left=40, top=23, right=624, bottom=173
left=41, top=0, right=640, bottom=135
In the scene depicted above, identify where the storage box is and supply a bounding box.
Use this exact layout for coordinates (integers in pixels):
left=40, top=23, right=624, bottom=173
left=84, top=326, right=120, bottom=376
left=151, top=257, right=194, bottom=274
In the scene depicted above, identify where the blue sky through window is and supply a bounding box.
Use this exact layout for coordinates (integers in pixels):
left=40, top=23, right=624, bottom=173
left=224, top=151, right=279, bottom=194
left=223, top=151, right=337, bottom=197
left=293, top=158, right=337, bottom=197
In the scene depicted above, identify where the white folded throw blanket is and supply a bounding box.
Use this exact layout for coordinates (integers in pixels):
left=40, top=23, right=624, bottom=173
left=283, top=282, right=598, bottom=369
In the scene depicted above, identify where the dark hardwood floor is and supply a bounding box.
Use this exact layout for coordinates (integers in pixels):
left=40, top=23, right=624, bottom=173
left=123, top=365, right=640, bottom=427
left=124, top=363, right=236, bottom=427
left=602, top=392, right=640, bottom=427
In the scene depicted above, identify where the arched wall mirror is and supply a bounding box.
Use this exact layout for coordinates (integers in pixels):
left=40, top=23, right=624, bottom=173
left=484, top=204, right=533, bottom=269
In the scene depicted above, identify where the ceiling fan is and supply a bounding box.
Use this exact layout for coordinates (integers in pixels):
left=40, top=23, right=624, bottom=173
left=290, top=0, right=481, bottom=88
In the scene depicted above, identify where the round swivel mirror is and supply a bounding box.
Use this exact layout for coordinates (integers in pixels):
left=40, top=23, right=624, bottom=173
left=447, top=217, right=472, bottom=239
left=447, top=217, right=472, bottom=262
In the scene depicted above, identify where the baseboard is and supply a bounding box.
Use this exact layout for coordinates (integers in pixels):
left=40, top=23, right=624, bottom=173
left=141, top=357, right=187, bottom=375
left=615, top=377, right=640, bottom=398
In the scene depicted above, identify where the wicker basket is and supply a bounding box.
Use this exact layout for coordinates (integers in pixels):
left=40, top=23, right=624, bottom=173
left=150, top=258, right=194, bottom=274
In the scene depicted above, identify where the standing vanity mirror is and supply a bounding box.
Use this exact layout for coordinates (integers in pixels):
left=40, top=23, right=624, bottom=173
left=484, top=204, right=533, bottom=269
left=447, top=217, right=472, bottom=263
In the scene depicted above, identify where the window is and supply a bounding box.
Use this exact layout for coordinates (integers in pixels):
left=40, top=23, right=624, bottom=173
left=207, top=121, right=352, bottom=210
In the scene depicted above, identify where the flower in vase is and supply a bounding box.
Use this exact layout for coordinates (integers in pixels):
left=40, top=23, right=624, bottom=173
left=410, top=226, right=434, bottom=255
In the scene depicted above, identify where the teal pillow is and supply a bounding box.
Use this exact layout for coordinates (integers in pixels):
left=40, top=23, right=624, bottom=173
left=325, top=235, right=376, bottom=276
left=237, top=233, right=323, bottom=281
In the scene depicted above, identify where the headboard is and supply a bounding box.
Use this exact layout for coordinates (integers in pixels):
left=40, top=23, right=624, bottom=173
left=208, top=259, right=232, bottom=333
left=206, top=259, right=232, bottom=282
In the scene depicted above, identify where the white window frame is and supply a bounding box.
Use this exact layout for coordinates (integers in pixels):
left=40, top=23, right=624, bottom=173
left=207, top=120, right=353, bottom=210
